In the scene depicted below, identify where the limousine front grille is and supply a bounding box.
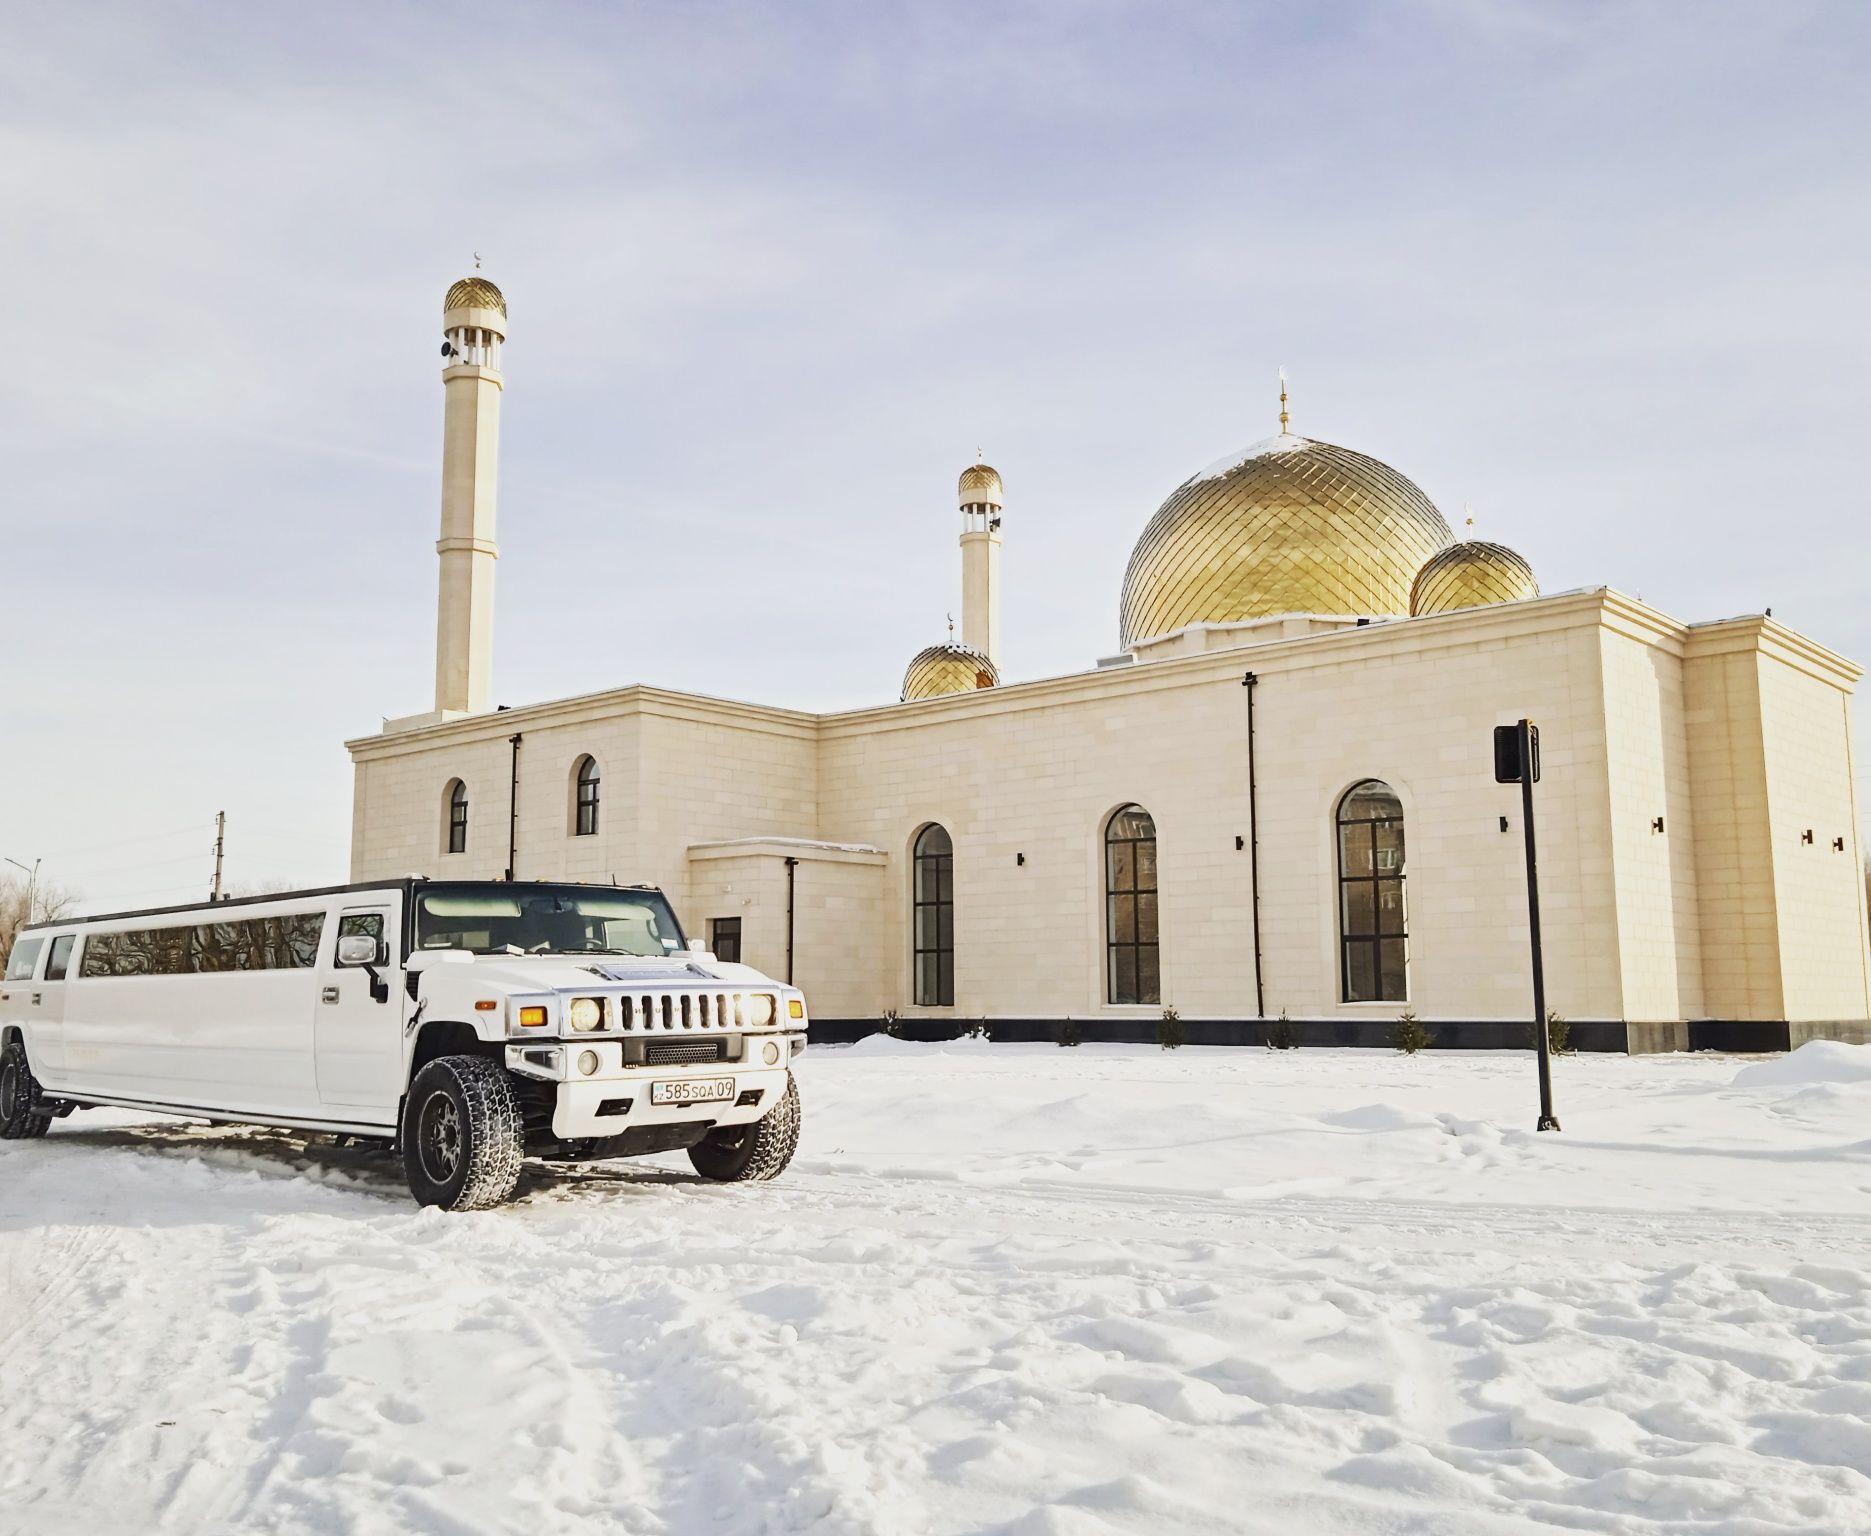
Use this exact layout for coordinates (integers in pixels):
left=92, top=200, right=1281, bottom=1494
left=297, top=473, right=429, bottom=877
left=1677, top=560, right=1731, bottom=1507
left=613, top=992, right=773, bottom=1032
left=644, top=1039, right=727, bottom=1066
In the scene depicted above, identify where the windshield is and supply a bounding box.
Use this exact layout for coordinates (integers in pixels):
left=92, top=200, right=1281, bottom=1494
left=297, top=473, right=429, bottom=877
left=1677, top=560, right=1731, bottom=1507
left=415, top=884, right=687, bottom=958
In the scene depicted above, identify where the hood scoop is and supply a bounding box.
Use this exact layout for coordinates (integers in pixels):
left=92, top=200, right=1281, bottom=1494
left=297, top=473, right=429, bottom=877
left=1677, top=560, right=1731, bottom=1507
left=581, top=960, right=722, bottom=983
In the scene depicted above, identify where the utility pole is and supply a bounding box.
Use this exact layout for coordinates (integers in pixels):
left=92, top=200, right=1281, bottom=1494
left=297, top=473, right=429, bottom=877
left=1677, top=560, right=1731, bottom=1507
left=4, top=856, right=40, bottom=925
left=212, top=812, right=226, bottom=902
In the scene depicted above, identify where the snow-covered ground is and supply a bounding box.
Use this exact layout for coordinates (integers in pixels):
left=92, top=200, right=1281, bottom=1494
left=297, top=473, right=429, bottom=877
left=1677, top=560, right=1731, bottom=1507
left=4, top=1042, right=1870, bottom=1535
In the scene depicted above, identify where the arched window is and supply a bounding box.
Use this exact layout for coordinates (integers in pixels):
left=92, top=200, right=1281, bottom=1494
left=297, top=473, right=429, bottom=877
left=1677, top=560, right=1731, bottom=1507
left=912, top=824, right=954, bottom=1006
left=1337, top=780, right=1407, bottom=1002
left=445, top=779, right=468, bottom=855
left=573, top=756, right=600, bottom=837
left=1105, top=805, right=1159, bottom=1004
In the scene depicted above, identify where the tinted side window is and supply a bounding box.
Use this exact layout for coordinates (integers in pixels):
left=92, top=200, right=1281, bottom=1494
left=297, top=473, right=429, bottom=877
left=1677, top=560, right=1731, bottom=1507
left=5, top=937, right=44, bottom=982
left=44, top=935, right=75, bottom=981
left=79, top=913, right=325, bottom=978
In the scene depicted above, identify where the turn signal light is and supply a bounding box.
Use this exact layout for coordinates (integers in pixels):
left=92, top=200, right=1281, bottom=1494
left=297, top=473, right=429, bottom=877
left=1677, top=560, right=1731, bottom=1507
left=788, top=999, right=805, bottom=1020
left=474, top=1000, right=498, bottom=1012
left=518, top=1006, right=548, bottom=1028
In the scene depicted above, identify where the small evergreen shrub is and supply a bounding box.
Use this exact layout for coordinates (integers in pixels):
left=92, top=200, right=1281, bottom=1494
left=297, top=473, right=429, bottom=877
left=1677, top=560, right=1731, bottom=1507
left=1156, top=1007, right=1186, bottom=1051
left=1266, top=1010, right=1298, bottom=1051
left=962, top=1018, right=989, bottom=1041
left=1391, top=1010, right=1433, bottom=1055
left=880, top=1009, right=905, bottom=1040
left=1522, top=1010, right=1573, bottom=1055
left=1055, top=1016, right=1081, bottom=1048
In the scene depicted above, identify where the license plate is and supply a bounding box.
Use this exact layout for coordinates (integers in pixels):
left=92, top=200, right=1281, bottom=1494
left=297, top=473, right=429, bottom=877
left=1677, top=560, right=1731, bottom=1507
left=650, top=1077, right=735, bottom=1106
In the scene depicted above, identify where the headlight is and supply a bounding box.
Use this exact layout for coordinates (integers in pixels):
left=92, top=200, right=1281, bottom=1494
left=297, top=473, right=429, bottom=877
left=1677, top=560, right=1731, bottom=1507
left=568, top=997, right=604, bottom=1032
left=743, top=994, right=776, bottom=1028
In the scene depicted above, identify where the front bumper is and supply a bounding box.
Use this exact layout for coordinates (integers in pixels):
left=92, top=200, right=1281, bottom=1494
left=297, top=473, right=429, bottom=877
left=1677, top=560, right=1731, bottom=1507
left=507, top=1034, right=804, bottom=1141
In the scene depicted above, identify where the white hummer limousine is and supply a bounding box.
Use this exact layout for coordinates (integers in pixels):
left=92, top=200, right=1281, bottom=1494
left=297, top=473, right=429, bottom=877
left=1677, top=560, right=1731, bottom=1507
left=0, top=880, right=807, bottom=1209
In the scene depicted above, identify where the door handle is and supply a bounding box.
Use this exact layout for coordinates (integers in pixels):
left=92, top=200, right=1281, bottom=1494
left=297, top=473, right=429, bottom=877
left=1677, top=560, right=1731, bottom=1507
left=321, top=987, right=341, bottom=1004
left=30, top=993, right=41, bottom=1006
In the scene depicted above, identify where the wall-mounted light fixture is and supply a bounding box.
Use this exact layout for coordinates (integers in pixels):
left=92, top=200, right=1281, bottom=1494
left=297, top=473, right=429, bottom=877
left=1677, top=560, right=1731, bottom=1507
left=1651, top=816, right=1664, bottom=834
left=1499, top=816, right=1510, bottom=833
left=1016, top=852, right=1026, bottom=866
left=1835, top=836, right=1846, bottom=852
left=1801, top=829, right=1815, bottom=845
left=1235, top=835, right=1245, bottom=851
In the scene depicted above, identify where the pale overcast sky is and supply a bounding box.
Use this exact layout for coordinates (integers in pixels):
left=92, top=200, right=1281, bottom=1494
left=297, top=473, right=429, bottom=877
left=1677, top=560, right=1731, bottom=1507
left=3, top=1, right=1868, bottom=909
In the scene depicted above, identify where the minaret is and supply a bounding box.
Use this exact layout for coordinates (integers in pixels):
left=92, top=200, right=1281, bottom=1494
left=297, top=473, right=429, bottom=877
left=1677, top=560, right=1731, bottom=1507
left=957, top=459, right=1003, bottom=668
left=434, top=270, right=507, bottom=716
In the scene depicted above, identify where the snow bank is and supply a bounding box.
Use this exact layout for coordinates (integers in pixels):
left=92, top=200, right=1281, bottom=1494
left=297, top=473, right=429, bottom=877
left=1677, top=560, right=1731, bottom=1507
left=1731, top=1038, right=1871, bottom=1088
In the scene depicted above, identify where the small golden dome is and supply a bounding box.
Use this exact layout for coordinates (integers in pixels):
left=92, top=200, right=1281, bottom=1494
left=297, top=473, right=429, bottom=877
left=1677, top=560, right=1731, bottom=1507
left=1119, top=434, right=1453, bottom=645
left=1410, top=540, right=1539, bottom=616
left=444, top=276, right=506, bottom=316
left=902, top=642, right=1000, bottom=702
left=958, top=462, right=1003, bottom=506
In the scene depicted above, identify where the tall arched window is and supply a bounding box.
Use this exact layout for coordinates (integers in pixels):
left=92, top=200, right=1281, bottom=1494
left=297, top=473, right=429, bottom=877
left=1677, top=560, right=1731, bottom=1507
left=912, top=824, right=954, bottom=1006
left=445, top=779, right=468, bottom=855
left=1106, top=805, right=1159, bottom=1004
left=573, top=756, right=600, bottom=837
left=1337, top=780, right=1407, bottom=1002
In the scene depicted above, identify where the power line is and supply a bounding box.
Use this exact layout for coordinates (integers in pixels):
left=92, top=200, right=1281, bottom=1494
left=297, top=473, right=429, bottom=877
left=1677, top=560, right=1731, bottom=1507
left=27, top=823, right=216, bottom=861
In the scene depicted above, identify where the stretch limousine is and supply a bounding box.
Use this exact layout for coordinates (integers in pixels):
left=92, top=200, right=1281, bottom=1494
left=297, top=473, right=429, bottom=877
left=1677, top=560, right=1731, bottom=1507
left=0, top=880, right=807, bottom=1209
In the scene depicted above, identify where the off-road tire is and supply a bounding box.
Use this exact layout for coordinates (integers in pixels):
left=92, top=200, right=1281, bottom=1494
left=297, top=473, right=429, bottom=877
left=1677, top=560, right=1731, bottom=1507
left=688, top=1074, right=800, bottom=1183
left=400, top=1055, right=524, bottom=1210
left=0, top=1039, right=51, bottom=1141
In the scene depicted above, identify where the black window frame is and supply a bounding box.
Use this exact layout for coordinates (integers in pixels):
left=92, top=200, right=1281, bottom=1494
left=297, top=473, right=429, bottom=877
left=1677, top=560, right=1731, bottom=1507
left=1105, top=804, right=1160, bottom=1005
left=912, top=823, right=954, bottom=1007
left=574, top=756, right=600, bottom=837
left=710, top=916, right=742, bottom=964
left=446, top=779, right=468, bottom=855
left=1336, top=779, right=1408, bottom=1003
left=44, top=934, right=75, bottom=981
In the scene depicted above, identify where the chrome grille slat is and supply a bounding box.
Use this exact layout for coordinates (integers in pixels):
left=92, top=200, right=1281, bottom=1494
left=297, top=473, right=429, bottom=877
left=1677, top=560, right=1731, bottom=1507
left=591, top=989, right=776, bottom=1033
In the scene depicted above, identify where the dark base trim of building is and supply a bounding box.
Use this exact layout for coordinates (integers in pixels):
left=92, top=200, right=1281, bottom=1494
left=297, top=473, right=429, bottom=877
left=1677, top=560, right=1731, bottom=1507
left=808, top=1017, right=1871, bottom=1054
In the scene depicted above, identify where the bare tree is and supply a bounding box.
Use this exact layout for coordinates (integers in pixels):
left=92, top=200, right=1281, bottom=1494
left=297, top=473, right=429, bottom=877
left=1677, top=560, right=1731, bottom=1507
left=0, top=874, right=79, bottom=962
left=222, top=879, right=317, bottom=900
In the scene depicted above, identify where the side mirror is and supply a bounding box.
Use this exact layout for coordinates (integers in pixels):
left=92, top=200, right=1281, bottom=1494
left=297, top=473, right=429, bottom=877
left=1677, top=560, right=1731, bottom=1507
left=337, top=934, right=381, bottom=967
left=688, top=939, right=708, bottom=954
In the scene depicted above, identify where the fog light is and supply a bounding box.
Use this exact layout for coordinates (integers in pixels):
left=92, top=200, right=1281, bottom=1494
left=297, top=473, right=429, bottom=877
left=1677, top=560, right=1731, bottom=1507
left=762, top=1040, right=781, bottom=1065
left=568, top=997, right=603, bottom=1032
left=577, top=1050, right=599, bottom=1076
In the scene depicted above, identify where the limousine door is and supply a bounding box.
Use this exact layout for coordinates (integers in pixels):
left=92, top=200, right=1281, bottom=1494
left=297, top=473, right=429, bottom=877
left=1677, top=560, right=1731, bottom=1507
left=314, top=904, right=401, bottom=1113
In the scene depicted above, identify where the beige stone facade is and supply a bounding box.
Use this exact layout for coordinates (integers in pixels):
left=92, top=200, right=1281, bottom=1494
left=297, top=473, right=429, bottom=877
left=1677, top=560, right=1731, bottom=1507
left=347, top=589, right=1871, bottom=1048
left=351, top=276, right=1871, bottom=1050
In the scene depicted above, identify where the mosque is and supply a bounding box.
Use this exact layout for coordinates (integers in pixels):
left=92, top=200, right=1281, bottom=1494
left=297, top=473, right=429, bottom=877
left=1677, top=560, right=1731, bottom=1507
left=345, top=275, right=1871, bottom=1051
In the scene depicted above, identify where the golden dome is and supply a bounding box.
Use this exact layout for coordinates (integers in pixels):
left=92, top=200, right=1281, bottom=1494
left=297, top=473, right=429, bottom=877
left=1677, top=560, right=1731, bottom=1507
left=1118, top=434, right=1454, bottom=645
left=902, top=643, right=1000, bottom=702
left=1410, top=540, right=1539, bottom=616
left=958, top=462, right=1003, bottom=506
left=444, top=276, right=506, bottom=316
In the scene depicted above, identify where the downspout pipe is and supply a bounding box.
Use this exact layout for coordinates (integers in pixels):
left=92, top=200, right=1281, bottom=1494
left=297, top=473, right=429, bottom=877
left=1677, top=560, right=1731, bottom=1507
left=1242, top=672, right=1265, bottom=1018
left=783, top=856, right=798, bottom=984
left=506, top=732, right=522, bottom=882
